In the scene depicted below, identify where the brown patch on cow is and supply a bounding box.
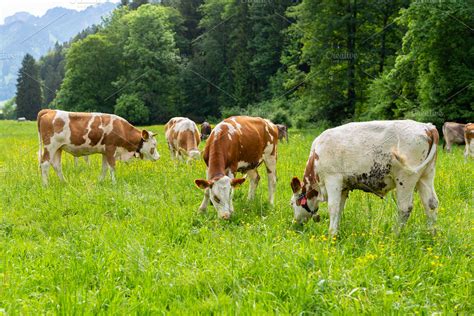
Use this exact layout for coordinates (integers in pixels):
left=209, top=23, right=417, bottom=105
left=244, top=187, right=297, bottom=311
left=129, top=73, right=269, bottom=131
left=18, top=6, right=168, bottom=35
left=88, top=116, right=103, bottom=146
left=425, top=127, right=440, bottom=159
left=37, top=109, right=56, bottom=146
left=101, top=115, right=111, bottom=127
left=110, top=119, right=139, bottom=152
left=41, top=148, right=50, bottom=163
left=69, top=116, right=89, bottom=146
left=202, top=116, right=278, bottom=179
left=53, top=117, right=65, bottom=134
left=465, top=123, right=474, bottom=142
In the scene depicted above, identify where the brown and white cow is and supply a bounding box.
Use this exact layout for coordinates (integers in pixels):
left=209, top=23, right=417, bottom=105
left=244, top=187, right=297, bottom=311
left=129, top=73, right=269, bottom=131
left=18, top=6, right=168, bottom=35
left=195, top=116, right=278, bottom=219
left=442, top=122, right=465, bottom=152
left=276, top=124, right=289, bottom=143
left=464, top=123, right=474, bottom=160
left=37, top=109, right=159, bottom=185
left=165, top=117, right=201, bottom=161
left=290, top=120, right=439, bottom=236
left=201, top=121, right=212, bottom=140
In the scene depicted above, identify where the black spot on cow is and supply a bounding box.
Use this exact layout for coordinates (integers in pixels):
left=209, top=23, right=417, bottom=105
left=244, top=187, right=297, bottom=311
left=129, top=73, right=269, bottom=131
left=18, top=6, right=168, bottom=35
left=399, top=182, right=403, bottom=186
left=344, top=151, right=392, bottom=196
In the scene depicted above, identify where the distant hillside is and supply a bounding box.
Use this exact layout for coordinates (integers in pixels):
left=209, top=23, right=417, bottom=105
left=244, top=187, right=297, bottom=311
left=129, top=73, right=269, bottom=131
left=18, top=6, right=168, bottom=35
left=0, top=2, right=117, bottom=101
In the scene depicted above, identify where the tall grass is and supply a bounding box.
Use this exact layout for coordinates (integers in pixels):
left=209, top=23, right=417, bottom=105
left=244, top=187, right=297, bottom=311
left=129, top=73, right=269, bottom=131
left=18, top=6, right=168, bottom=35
left=0, top=121, right=472, bottom=314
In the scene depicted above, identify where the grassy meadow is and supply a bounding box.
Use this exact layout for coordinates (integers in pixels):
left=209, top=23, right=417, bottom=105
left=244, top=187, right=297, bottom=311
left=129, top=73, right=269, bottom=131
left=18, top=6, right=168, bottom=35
left=0, top=120, right=472, bottom=314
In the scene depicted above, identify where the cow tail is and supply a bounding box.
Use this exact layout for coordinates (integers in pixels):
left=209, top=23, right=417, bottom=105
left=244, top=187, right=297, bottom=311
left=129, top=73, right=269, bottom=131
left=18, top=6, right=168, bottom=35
left=37, top=110, right=46, bottom=164
left=392, top=124, right=438, bottom=174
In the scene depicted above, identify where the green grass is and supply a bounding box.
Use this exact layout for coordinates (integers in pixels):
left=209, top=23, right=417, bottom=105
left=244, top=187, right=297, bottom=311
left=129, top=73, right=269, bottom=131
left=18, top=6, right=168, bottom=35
left=0, top=120, right=472, bottom=314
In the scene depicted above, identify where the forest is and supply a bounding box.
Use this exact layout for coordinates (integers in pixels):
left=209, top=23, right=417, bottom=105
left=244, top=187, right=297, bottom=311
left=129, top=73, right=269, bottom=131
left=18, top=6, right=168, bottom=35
left=11, top=0, right=473, bottom=127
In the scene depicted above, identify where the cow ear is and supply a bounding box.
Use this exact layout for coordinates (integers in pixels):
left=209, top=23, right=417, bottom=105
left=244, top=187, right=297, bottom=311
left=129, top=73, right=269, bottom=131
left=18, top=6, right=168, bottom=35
left=231, top=178, right=246, bottom=188
left=195, top=179, right=212, bottom=189
left=291, top=177, right=302, bottom=193
left=142, top=130, right=150, bottom=140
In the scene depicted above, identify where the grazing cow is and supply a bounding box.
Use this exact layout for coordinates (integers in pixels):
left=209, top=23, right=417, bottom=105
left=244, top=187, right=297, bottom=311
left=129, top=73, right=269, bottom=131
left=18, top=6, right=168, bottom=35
left=201, top=121, right=212, bottom=140
left=165, top=117, right=201, bottom=161
left=464, top=123, right=474, bottom=160
left=442, top=122, right=465, bottom=152
left=290, top=120, right=439, bottom=236
left=195, top=116, right=278, bottom=219
left=37, top=109, right=159, bottom=185
left=276, top=124, right=289, bottom=143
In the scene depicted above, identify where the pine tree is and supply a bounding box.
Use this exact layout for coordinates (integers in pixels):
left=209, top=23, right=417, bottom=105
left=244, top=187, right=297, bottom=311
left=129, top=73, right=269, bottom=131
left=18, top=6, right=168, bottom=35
left=16, top=54, right=42, bottom=120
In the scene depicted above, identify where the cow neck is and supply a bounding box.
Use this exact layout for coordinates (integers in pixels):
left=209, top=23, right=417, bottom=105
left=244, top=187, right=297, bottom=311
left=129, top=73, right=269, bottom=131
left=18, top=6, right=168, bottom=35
left=125, top=124, right=143, bottom=153
left=208, top=144, right=227, bottom=180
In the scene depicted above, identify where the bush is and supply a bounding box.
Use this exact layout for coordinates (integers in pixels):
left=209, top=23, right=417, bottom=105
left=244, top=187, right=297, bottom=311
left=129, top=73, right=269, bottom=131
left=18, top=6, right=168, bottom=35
left=114, top=94, right=149, bottom=125
left=220, top=106, right=244, bottom=119
left=270, top=109, right=292, bottom=127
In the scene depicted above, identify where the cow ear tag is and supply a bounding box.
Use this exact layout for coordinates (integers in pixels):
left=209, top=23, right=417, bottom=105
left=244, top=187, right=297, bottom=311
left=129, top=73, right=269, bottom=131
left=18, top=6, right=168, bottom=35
left=300, top=196, right=307, bottom=206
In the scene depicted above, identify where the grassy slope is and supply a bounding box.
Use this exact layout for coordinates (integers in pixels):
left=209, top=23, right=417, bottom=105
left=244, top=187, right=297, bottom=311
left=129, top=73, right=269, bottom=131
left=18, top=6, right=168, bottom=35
left=0, top=121, right=472, bottom=314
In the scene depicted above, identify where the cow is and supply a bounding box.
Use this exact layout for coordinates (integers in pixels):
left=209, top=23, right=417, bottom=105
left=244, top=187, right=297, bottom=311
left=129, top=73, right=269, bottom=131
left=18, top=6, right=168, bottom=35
left=442, top=122, right=465, bottom=152
left=195, top=116, right=278, bottom=220
left=201, top=121, right=212, bottom=140
left=290, top=120, right=439, bottom=236
left=464, top=123, right=474, bottom=160
left=276, top=124, right=289, bottom=143
left=165, top=117, right=201, bottom=161
left=37, top=109, right=159, bottom=185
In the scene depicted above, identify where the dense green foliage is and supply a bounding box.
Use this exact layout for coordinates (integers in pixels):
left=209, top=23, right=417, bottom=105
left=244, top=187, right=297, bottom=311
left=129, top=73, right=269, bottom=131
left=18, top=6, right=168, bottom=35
left=15, top=54, right=42, bottom=120
left=0, top=121, right=472, bottom=313
left=9, top=0, right=472, bottom=125
left=363, top=1, right=474, bottom=125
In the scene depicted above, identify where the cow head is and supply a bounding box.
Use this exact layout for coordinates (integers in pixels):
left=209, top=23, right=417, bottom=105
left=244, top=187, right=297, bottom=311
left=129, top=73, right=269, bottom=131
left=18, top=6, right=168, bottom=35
left=139, top=130, right=160, bottom=161
left=290, top=177, right=320, bottom=224
left=195, top=176, right=245, bottom=219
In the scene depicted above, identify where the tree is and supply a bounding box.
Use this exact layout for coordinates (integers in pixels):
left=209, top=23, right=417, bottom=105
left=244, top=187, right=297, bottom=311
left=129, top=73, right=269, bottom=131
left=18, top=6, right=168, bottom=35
left=364, top=1, right=474, bottom=125
left=1, top=97, right=16, bottom=120
left=39, top=42, right=66, bottom=106
left=55, top=34, right=121, bottom=113
left=16, top=54, right=42, bottom=120
left=112, top=4, right=182, bottom=123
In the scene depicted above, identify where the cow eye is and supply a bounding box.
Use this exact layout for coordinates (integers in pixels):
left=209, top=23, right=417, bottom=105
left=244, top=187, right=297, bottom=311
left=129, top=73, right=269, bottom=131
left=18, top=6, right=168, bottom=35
left=214, top=196, right=221, bottom=204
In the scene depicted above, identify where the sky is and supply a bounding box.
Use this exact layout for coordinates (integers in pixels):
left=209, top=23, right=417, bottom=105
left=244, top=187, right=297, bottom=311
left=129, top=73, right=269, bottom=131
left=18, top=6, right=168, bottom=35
left=0, top=0, right=120, bottom=24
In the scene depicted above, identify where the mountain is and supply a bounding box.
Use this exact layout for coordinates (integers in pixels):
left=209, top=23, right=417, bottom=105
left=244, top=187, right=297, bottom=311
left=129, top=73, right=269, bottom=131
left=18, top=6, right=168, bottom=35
left=0, top=2, right=117, bottom=101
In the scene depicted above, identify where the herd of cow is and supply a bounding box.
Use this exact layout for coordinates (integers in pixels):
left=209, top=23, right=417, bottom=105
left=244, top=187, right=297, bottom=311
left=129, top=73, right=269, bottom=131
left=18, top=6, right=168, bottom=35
left=37, top=109, right=473, bottom=236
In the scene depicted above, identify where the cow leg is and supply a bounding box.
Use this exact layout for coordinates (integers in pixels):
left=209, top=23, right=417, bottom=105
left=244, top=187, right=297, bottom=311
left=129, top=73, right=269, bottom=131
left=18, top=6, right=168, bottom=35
left=264, top=155, right=277, bottom=205
left=326, top=178, right=343, bottom=236
left=417, top=169, right=439, bottom=232
left=40, top=148, right=51, bottom=186
left=395, top=179, right=416, bottom=232
left=340, top=190, right=348, bottom=211
left=246, top=169, right=260, bottom=200
left=445, top=139, right=451, bottom=153
left=84, top=156, right=90, bottom=164
left=51, top=149, right=65, bottom=182
left=74, top=157, right=79, bottom=167
left=99, top=154, right=108, bottom=181
left=105, top=146, right=116, bottom=183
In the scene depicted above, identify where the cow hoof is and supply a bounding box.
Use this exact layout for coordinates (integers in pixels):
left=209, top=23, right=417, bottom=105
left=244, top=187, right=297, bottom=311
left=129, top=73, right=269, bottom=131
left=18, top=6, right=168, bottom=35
left=312, top=214, right=321, bottom=222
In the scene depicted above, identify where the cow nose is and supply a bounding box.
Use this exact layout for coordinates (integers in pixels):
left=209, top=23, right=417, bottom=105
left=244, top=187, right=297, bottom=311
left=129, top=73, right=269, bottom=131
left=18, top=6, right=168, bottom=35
left=220, top=212, right=231, bottom=220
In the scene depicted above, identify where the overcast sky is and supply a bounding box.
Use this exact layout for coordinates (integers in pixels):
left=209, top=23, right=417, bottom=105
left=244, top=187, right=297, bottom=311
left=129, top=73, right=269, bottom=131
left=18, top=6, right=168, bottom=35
left=0, top=0, right=119, bottom=24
